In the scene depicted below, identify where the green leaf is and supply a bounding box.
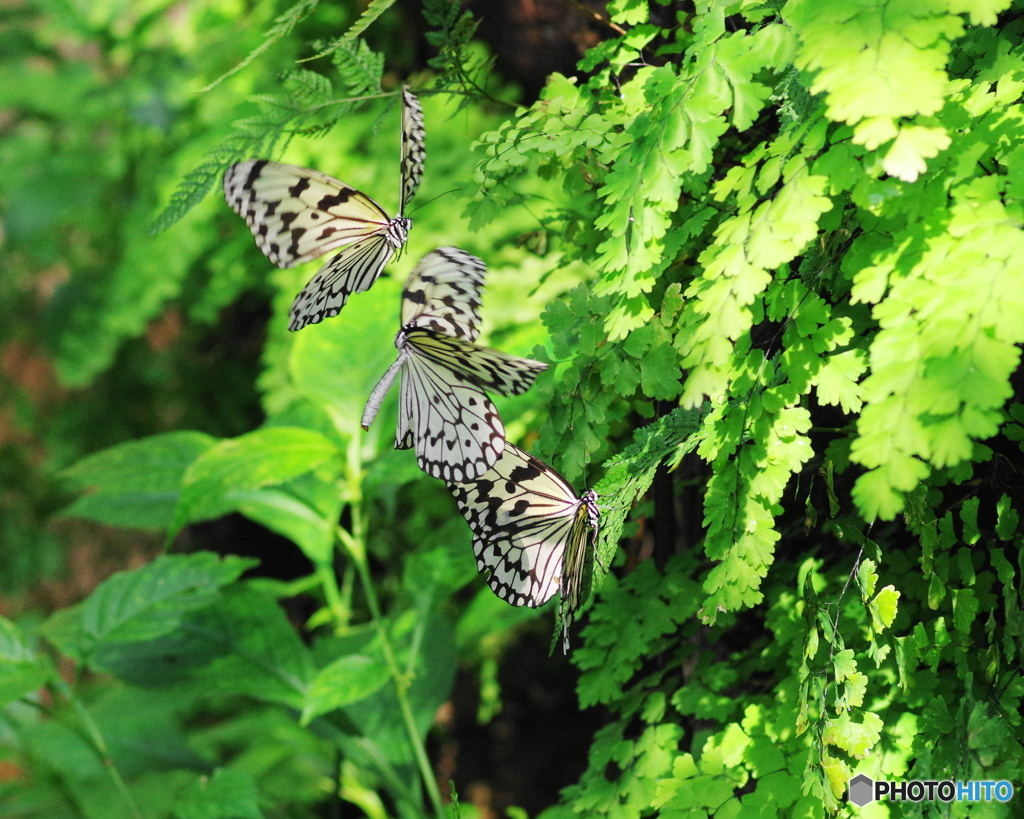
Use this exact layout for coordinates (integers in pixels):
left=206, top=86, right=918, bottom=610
left=832, top=648, right=856, bottom=682
left=175, top=768, right=265, bottom=819
left=61, top=431, right=217, bottom=531
left=823, top=711, right=882, bottom=758
left=869, top=586, right=900, bottom=631
left=882, top=125, right=951, bottom=182
left=995, top=494, right=1019, bottom=540
left=952, top=587, right=979, bottom=634
left=0, top=617, right=50, bottom=707
left=639, top=339, right=683, bottom=400
left=89, top=686, right=207, bottom=777
left=811, top=350, right=866, bottom=414
left=607, top=0, right=649, bottom=25
left=301, top=654, right=391, bottom=723
left=336, top=610, right=457, bottom=765
left=787, top=0, right=963, bottom=125
left=234, top=487, right=340, bottom=565
left=39, top=552, right=254, bottom=660
left=290, top=274, right=402, bottom=435
left=856, top=558, right=878, bottom=599
left=94, top=585, right=314, bottom=708
left=172, top=427, right=340, bottom=534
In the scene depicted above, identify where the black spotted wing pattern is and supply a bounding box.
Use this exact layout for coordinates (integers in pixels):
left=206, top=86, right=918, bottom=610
left=222, top=87, right=426, bottom=331
left=401, top=246, right=485, bottom=340
left=361, top=249, right=547, bottom=481
left=399, top=85, right=426, bottom=215
left=444, top=443, right=599, bottom=651
left=405, top=331, right=546, bottom=397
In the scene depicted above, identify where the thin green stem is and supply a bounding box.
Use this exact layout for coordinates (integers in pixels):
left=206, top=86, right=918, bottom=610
left=344, top=536, right=445, bottom=818
left=337, top=434, right=446, bottom=819
left=316, top=561, right=348, bottom=626
left=50, top=677, right=145, bottom=819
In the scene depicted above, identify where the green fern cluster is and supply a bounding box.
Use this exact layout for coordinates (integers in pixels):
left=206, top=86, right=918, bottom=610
left=465, top=0, right=1024, bottom=813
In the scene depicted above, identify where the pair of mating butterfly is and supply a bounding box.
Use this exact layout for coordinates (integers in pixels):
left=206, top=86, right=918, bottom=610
left=223, top=87, right=598, bottom=650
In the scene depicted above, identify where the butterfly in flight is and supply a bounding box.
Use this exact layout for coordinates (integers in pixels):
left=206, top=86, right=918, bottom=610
left=445, top=442, right=600, bottom=652
left=223, top=85, right=426, bottom=331
left=361, top=248, right=548, bottom=482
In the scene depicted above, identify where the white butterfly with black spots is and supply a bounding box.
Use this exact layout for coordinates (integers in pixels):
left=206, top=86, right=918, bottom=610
left=223, top=85, right=426, bottom=331
left=361, top=248, right=547, bottom=482
left=445, top=442, right=599, bottom=652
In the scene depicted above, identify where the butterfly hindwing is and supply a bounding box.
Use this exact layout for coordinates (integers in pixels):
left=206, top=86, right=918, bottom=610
left=383, top=331, right=545, bottom=479
left=398, top=352, right=505, bottom=481
left=287, top=233, right=396, bottom=330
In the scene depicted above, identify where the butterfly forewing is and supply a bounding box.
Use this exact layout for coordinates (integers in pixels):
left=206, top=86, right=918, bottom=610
left=445, top=444, right=599, bottom=618
left=223, top=160, right=392, bottom=268
left=406, top=332, right=547, bottom=396
left=401, top=247, right=486, bottom=340
left=399, top=86, right=426, bottom=215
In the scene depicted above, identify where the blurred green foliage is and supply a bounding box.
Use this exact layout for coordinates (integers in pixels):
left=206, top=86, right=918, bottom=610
left=3, top=0, right=1024, bottom=817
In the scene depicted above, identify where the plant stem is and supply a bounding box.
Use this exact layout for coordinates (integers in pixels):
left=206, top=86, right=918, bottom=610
left=337, top=434, right=446, bottom=819
left=51, top=677, right=145, bottom=819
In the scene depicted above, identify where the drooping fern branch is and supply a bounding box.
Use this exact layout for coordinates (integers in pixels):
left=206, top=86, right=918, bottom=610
left=152, top=69, right=337, bottom=233
left=200, top=0, right=321, bottom=93
left=152, top=39, right=386, bottom=234
left=422, top=0, right=502, bottom=107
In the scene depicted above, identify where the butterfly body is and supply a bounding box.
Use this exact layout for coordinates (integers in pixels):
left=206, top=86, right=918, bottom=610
left=361, top=249, right=547, bottom=482
left=223, top=86, right=426, bottom=331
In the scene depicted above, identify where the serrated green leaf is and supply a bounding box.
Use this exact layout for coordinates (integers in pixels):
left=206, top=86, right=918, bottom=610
left=823, top=711, right=882, bottom=758
left=832, top=648, right=856, bottom=682
left=995, top=494, right=1019, bottom=540
left=61, top=431, right=217, bottom=531
left=94, top=585, right=314, bottom=708
left=857, top=558, right=878, bottom=599
left=882, top=125, right=951, bottom=182
left=172, top=427, right=340, bottom=534
left=39, top=552, right=254, bottom=660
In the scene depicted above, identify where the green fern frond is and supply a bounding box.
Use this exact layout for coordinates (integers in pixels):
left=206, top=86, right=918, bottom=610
left=422, top=0, right=498, bottom=106
left=330, top=39, right=385, bottom=97
left=200, top=0, right=321, bottom=92
left=301, top=0, right=399, bottom=63
left=596, top=407, right=701, bottom=560
left=153, top=70, right=340, bottom=232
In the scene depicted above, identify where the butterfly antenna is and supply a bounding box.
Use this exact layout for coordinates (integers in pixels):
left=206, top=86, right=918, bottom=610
left=405, top=188, right=460, bottom=218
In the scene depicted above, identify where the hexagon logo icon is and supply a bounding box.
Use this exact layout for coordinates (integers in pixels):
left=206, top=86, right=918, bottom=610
left=848, top=774, right=875, bottom=806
